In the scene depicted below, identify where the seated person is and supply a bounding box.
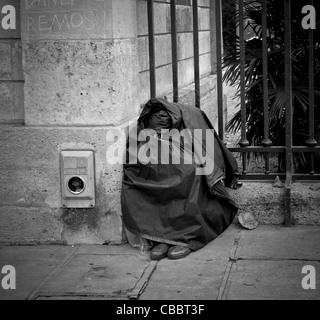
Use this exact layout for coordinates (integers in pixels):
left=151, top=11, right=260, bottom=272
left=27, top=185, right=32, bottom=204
left=122, top=98, right=240, bottom=260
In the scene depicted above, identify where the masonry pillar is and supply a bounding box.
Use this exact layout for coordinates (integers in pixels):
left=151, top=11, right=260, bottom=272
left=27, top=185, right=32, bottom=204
left=0, top=0, right=140, bottom=245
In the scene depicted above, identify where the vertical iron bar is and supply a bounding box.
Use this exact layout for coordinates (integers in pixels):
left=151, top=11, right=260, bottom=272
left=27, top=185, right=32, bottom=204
left=265, top=154, right=270, bottom=174
left=215, top=0, right=224, bottom=140
left=262, top=0, right=271, bottom=145
left=242, top=153, right=248, bottom=175
left=261, top=0, right=272, bottom=174
left=148, top=0, right=156, bottom=99
left=307, top=0, right=316, bottom=145
left=310, top=154, right=315, bottom=175
left=193, top=0, right=200, bottom=108
left=284, top=0, right=293, bottom=226
left=306, top=0, right=317, bottom=174
left=239, top=0, right=249, bottom=147
left=171, top=0, right=179, bottom=103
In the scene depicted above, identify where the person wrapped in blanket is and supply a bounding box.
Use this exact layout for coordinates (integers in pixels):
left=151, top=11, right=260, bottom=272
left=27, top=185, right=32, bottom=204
left=121, top=98, right=241, bottom=260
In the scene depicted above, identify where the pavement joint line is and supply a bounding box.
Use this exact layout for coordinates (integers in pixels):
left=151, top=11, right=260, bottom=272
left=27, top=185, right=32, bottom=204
left=34, top=292, right=130, bottom=300
left=232, top=257, right=320, bottom=263
left=26, top=246, right=80, bottom=301
left=74, top=253, right=140, bottom=256
left=217, top=230, right=243, bottom=301
left=128, top=261, right=158, bottom=300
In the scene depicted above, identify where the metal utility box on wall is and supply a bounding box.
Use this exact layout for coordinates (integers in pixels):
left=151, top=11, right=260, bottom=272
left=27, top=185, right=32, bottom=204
left=61, top=151, right=95, bottom=209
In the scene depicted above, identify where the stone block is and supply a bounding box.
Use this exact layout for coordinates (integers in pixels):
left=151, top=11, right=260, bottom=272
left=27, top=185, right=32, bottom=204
left=291, top=183, right=320, bottom=225
left=11, top=40, right=24, bottom=80
left=197, top=75, right=218, bottom=127
left=22, top=0, right=113, bottom=41
left=0, top=126, right=129, bottom=245
left=138, top=36, right=149, bottom=72
left=21, top=0, right=137, bottom=41
left=198, top=0, right=210, bottom=7
left=154, top=2, right=171, bottom=35
left=0, top=206, right=63, bottom=245
left=23, top=39, right=140, bottom=126
left=139, top=65, right=173, bottom=105
left=199, top=7, right=210, bottom=31
left=111, top=0, right=137, bottom=39
left=139, top=70, right=150, bottom=105
left=155, top=34, right=172, bottom=67
left=138, top=34, right=172, bottom=72
left=178, top=57, right=194, bottom=88
left=228, top=182, right=285, bottom=225
left=199, top=30, right=211, bottom=55
left=0, top=41, right=11, bottom=80
left=137, top=1, right=170, bottom=36
left=0, top=81, right=24, bottom=123
left=137, top=0, right=148, bottom=36
left=0, top=82, right=12, bottom=120
left=200, top=52, right=212, bottom=76
left=176, top=5, right=193, bottom=33
left=177, top=32, right=193, bottom=61
left=156, top=63, right=173, bottom=97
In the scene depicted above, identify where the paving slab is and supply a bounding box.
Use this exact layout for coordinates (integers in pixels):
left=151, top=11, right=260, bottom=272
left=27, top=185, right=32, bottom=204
left=140, top=225, right=240, bottom=300
left=236, top=226, right=320, bottom=261
left=75, top=244, right=148, bottom=257
left=140, top=258, right=227, bottom=300
left=191, top=224, right=242, bottom=260
left=36, top=253, right=152, bottom=300
left=35, top=296, right=125, bottom=300
left=224, top=260, right=320, bottom=300
left=0, top=246, right=75, bottom=300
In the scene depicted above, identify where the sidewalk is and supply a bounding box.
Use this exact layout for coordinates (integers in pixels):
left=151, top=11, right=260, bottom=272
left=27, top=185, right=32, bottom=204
left=0, top=224, right=319, bottom=300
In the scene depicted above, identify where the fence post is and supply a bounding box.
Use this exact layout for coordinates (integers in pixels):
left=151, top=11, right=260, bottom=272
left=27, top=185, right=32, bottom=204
left=193, top=0, right=200, bottom=109
left=215, top=0, right=224, bottom=140
left=261, top=0, right=272, bottom=175
left=284, top=0, right=293, bottom=226
left=306, top=0, right=317, bottom=175
left=238, top=0, right=249, bottom=175
left=147, top=0, right=156, bottom=99
left=171, top=0, right=179, bottom=103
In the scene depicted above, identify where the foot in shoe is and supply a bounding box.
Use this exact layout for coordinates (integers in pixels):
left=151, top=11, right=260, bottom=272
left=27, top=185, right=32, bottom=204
left=167, top=246, right=191, bottom=260
left=150, top=244, right=170, bottom=261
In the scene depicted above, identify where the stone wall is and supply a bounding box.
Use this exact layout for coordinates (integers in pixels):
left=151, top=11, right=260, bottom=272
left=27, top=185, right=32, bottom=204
left=0, top=0, right=141, bottom=245
left=0, top=0, right=221, bottom=245
left=0, top=0, right=24, bottom=124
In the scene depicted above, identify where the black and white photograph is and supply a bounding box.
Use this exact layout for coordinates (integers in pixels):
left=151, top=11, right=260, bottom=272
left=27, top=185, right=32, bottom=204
left=0, top=0, right=319, bottom=306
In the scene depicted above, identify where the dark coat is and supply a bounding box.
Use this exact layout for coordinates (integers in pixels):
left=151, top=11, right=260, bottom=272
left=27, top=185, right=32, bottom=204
left=121, top=98, right=240, bottom=251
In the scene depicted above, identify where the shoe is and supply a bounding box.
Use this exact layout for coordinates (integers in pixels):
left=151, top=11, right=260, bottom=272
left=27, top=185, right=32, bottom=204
left=150, top=244, right=170, bottom=261
left=167, top=246, right=191, bottom=260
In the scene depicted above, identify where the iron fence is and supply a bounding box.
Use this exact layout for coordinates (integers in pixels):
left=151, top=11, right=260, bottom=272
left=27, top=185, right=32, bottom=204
left=145, top=0, right=320, bottom=187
